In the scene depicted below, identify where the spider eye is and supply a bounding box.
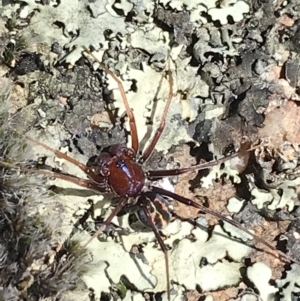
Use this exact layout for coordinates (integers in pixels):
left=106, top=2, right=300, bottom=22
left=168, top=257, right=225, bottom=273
left=126, top=148, right=135, bottom=159
left=116, top=159, right=125, bottom=168
left=100, top=164, right=110, bottom=176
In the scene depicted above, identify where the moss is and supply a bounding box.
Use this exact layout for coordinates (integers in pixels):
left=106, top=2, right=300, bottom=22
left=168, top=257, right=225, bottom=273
left=0, top=77, right=89, bottom=300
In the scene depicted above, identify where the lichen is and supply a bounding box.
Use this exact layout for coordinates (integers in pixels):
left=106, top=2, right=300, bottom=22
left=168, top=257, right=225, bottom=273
left=247, top=262, right=278, bottom=301
left=1, top=0, right=300, bottom=300
left=276, top=264, right=300, bottom=301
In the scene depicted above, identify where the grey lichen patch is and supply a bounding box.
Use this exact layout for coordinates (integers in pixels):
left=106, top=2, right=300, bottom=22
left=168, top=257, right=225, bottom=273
left=20, top=125, right=107, bottom=243
left=247, top=262, right=278, bottom=301
left=107, top=61, right=180, bottom=152
left=174, top=56, right=209, bottom=102
left=129, top=0, right=155, bottom=23
left=75, top=216, right=186, bottom=297
left=130, top=27, right=169, bottom=58
left=168, top=227, right=247, bottom=291
left=58, top=290, right=91, bottom=301
left=6, top=0, right=252, bottom=67
left=18, top=0, right=128, bottom=64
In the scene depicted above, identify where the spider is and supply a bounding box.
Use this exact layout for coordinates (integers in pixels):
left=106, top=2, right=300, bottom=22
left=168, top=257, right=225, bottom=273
left=5, top=48, right=297, bottom=300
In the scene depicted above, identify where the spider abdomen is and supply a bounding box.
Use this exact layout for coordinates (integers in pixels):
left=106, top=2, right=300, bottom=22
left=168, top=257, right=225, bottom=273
left=137, top=192, right=171, bottom=229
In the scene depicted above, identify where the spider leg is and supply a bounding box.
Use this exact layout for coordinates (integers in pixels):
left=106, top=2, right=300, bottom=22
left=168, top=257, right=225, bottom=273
left=139, top=201, right=170, bottom=301
left=57, top=196, right=128, bottom=275
left=0, top=160, right=109, bottom=192
left=25, top=135, right=105, bottom=184
left=147, top=152, right=238, bottom=178
left=83, top=47, right=139, bottom=153
left=140, top=54, right=174, bottom=163
left=151, top=186, right=300, bottom=265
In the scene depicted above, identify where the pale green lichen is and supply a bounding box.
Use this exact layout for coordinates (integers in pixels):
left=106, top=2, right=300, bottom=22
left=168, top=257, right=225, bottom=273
left=227, top=197, right=245, bottom=213
left=208, top=1, right=250, bottom=25
left=276, top=264, right=300, bottom=301
left=247, top=262, right=278, bottom=301
left=251, top=177, right=300, bottom=211
left=1, top=1, right=295, bottom=301
left=17, top=0, right=129, bottom=64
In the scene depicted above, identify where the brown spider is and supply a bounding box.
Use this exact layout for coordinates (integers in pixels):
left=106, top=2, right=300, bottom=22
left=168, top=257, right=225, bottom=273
left=4, top=48, right=298, bottom=300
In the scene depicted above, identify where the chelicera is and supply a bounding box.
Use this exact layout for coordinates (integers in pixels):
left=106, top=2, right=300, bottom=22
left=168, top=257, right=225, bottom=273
left=11, top=48, right=298, bottom=300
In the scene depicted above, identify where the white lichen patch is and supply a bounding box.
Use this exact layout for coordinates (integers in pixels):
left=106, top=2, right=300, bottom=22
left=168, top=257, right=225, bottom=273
left=27, top=126, right=90, bottom=177
left=208, top=1, right=250, bottom=25
left=70, top=210, right=253, bottom=298
left=59, top=290, right=91, bottom=301
left=77, top=232, right=157, bottom=298
left=107, top=61, right=182, bottom=152
left=24, top=126, right=108, bottom=244
left=247, top=262, right=278, bottom=301
left=169, top=236, right=245, bottom=290
left=159, top=0, right=217, bottom=11
left=5, top=0, right=250, bottom=66
left=201, top=157, right=241, bottom=189
left=22, top=117, right=255, bottom=300
left=122, top=291, right=147, bottom=301
left=276, top=264, right=300, bottom=301
left=251, top=188, right=273, bottom=210
left=227, top=197, right=245, bottom=213
left=204, top=296, right=215, bottom=301
left=228, top=292, right=261, bottom=301
left=155, top=0, right=251, bottom=26
left=164, top=219, right=195, bottom=243
left=223, top=218, right=254, bottom=242
left=251, top=176, right=300, bottom=211
left=197, top=224, right=252, bottom=263
left=198, top=260, right=242, bottom=291
left=89, top=51, right=208, bottom=153
left=144, top=221, right=252, bottom=293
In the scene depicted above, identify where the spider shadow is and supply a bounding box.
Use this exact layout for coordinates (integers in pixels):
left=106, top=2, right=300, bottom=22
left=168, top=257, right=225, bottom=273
left=177, top=213, right=274, bottom=258
left=138, top=66, right=167, bottom=154
left=52, top=186, right=157, bottom=290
